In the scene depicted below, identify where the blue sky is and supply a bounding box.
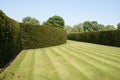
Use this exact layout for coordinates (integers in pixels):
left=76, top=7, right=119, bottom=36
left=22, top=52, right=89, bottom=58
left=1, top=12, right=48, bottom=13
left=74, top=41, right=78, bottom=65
left=0, top=0, right=120, bottom=27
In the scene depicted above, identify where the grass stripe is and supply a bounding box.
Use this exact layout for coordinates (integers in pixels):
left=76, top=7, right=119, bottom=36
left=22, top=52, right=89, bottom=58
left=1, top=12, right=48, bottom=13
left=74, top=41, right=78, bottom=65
left=66, top=47, right=120, bottom=68
left=26, top=50, right=35, bottom=80
left=52, top=47, right=118, bottom=80
left=66, top=42, right=120, bottom=59
left=58, top=46, right=120, bottom=79
left=1, top=40, right=120, bottom=80
left=69, top=42, right=120, bottom=58
left=12, top=50, right=35, bottom=80
left=65, top=45, right=120, bottom=70
left=46, top=47, right=90, bottom=80
left=65, top=45, right=120, bottom=68
left=68, top=40, right=120, bottom=55
left=0, top=50, right=27, bottom=80
left=33, top=48, right=61, bottom=80
left=68, top=42, right=120, bottom=61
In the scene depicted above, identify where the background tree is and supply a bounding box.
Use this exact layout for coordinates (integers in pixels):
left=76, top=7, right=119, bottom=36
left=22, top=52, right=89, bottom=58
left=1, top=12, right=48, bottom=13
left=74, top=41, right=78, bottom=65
left=83, top=21, right=93, bottom=32
left=43, top=15, right=65, bottom=28
left=91, top=21, right=100, bottom=31
left=22, top=16, right=40, bottom=25
left=83, top=21, right=108, bottom=32
left=105, top=25, right=116, bottom=30
left=65, top=25, right=72, bottom=33
left=72, top=23, right=84, bottom=32
left=98, top=24, right=106, bottom=31
left=117, top=23, right=120, bottom=30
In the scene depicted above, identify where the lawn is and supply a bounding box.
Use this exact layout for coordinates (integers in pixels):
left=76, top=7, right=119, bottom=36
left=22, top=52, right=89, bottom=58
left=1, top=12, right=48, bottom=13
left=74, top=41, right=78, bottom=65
left=0, top=40, right=120, bottom=80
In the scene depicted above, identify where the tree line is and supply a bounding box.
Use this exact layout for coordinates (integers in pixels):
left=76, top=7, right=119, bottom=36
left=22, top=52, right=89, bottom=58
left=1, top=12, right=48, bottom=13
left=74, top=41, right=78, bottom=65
left=22, top=15, right=65, bottom=28
left=66, top=21, right=120, bottom=33
left=22, top=16, right=120, bottom=32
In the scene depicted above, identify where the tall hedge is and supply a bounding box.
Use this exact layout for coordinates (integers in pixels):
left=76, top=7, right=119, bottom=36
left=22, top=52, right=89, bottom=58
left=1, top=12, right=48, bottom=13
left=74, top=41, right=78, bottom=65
left=20, top=23, right=67, bottom=49
left=0, top=10, right=66, bottom=68
left=0, top=10, right=21, bottom=68
left=67, top=30, right=120, bottom=47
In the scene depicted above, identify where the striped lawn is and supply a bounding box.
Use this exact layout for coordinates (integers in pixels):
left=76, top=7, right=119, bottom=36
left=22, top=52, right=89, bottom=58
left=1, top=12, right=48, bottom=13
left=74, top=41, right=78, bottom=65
left=0, top=40, right=120, bottom=80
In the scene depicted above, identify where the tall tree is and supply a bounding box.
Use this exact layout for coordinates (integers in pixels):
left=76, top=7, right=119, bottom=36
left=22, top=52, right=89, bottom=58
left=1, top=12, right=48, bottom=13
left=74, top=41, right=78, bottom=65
left=22, top=17, right=40, bottom=25
left=83, top=21, right=107, bottom=32
left=98, top=24, right=106, bottom=31
left=83, top=21, right=93, bottom=32
left=91, top=21, right=100, bottom=31
left=43, top=15, right=65, bottom=28
left=65, top=25, right=72, bottom=33
left=105, top=25, right=116, bottom=30
left=72, top=23, right=84, bottom=32
left=117, top=23, right=120, bottom=30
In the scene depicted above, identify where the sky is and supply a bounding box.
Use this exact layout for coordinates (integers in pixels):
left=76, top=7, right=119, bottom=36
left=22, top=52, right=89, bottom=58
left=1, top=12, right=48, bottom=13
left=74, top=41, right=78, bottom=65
left=0, top=0, right=120, bottom=27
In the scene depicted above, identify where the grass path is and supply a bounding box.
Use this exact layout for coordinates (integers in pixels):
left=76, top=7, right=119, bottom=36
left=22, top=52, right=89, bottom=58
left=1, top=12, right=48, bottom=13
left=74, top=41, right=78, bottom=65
left=0, top=40, right=120, bottom=80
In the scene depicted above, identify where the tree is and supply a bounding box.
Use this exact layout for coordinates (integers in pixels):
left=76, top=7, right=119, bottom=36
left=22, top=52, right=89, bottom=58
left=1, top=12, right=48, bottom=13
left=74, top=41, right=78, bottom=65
left=43, top=15, right=65, bottom=28
left=105, top=25, right=116, bottom=30
left=91, top=21, right=100, bottom=31
left=117, top=23, right=120, bottom=30
left=98, top=24, right=106, bottom=31
left=72, top=23, right=84, bottom=32
left=22, top=17, right=40, bottom=25
left=83, top=21, right=93, bottom=32
left=65, top=25, right=72, bottom=33
left=83, top=21, right=107, bottom=32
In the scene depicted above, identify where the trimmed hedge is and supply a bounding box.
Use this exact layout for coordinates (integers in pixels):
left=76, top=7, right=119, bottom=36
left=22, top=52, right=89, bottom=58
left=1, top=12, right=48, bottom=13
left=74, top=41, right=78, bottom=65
left=67, top=30, right=120, bottom=47
left=0, top=10, right=21, bottom=68
left=0, top=10, right=67, bottom=68
left=20, top=23, right=67, bottom=49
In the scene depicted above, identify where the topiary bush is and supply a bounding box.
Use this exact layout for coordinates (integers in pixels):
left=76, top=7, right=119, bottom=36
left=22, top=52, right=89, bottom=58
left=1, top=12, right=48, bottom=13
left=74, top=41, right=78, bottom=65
left=0, top=10, right=21, bottom=68
left=20, top=23, right=67, bottom=49
left=67, top=30, right=120, bottom=47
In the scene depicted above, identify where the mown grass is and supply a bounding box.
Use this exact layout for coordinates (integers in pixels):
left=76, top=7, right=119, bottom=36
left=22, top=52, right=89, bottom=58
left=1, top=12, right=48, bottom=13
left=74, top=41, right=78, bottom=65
left=0, top=40, right=120, bottom=80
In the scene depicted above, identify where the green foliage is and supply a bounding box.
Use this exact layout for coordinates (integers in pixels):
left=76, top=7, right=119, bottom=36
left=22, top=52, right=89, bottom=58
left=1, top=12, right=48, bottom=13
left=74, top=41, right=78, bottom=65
left=72, top=23, right=84, bottom=32
left=20, top=23, right=67, bottom=49
left=43, top=15, right=65, bottom=28
left=65, top=25, right=73, bottom=33
left=91, top=21, right=100, bottom=31
left=0, top=10, right=21, bottom=68
left=65, top=22, right=106, bottom=33
left=117, top=23, right=120, bottom=30
left=66, top=21, right=116, bottom=33
left=83, top=21, right=106, bottom=32
left=22, top=16, right=40, bottom=25
left=98, top=24, right=106, bottom=31
left=105, top=25, right=116, bottom=30
left=83, top=21, right=93, bottom=32
left=0, top=10, right=66, bottom=67
left=67, top=30, right=120, bottom=47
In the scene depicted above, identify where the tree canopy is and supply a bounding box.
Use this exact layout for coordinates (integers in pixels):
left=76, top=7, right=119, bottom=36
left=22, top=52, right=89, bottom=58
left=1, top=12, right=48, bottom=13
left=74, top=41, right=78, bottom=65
left=105, top=25, right=116, bottom=30
left=117, top=23, right=120, bottom=30
left=22, top=17, right=40, bottom=25
left=65, top=25, right=72, bottom=33
left=43, top=15, right=65, bottom=28
left=83, top=21, right=106, bottom=32
left=72, top=23, right=84, bottom=32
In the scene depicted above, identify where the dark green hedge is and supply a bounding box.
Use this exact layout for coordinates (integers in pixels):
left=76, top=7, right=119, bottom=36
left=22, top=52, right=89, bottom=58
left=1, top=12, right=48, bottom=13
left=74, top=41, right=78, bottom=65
left=67, top=30, right=120, bottom=47
left=20, top=23, right=67, bottom=49
left=0, top=10, right=66, bottom=68
left=0, top=10, right=21, bottom=68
